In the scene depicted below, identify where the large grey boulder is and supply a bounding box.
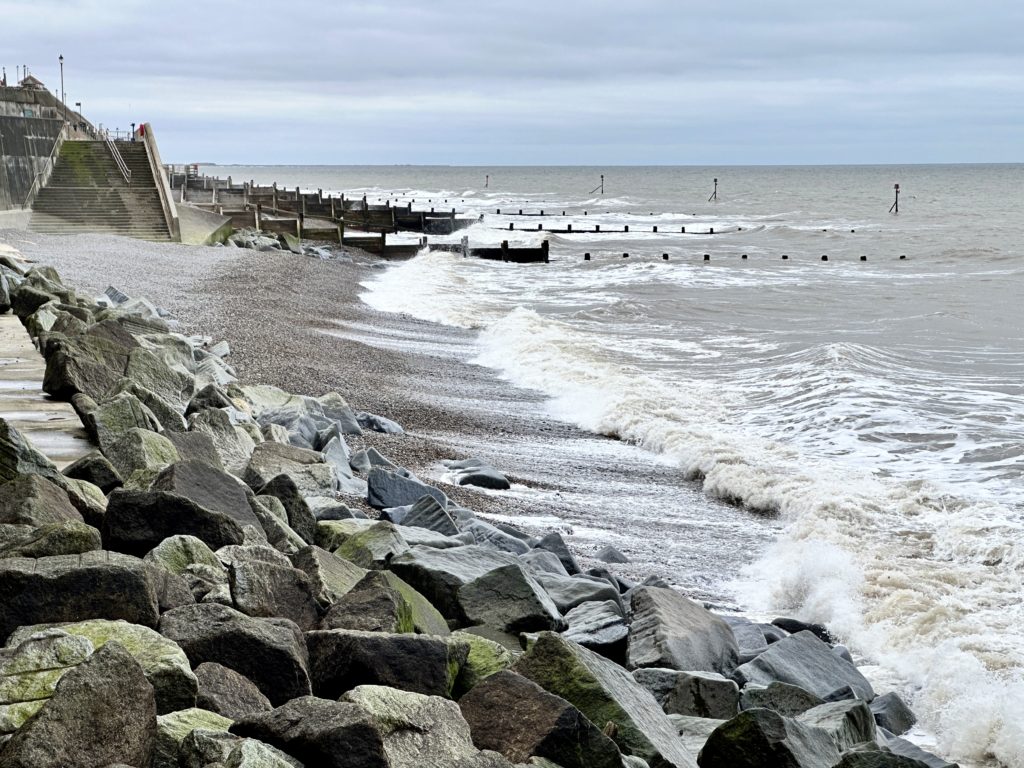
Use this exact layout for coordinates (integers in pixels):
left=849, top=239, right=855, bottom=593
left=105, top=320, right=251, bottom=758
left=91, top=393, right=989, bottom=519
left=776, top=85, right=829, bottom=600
left=257, top=474, right=317, bottom=544
left=357, top=411, right=404, bottom=434
left=159, top=603, right=311, bottom=705
left=833, top=752, right=933, bottom=768
left=739, top=681, right=825, bottom=717
left=627, top=587, right=739, bottom=675
left=696, top=708, right=840, bottom=768
left=458, top=563, right=564, bottom=633
left=317, top=392, right=363, bottom=435
left=343, top=684, right=506, bottom=767
left=0, top=520, right=101, bottom=558
left=320, top=570, right=414, bottom=633
left=562, top=600, right=629, bottom=661
left=367, top=467, right=446, bottom=509
left=62, top=450, right=123, bottom=494
left=876, top=732, right=957, bottom=768
left=0, top=551, right=161, bottom=642
left=124, top=346, right=196, bottom=410
left=731, top=631, right=875, bottom=701
left=154, top=707, right=233, bottom=768
left=533, top=532, right=581, bottom=575
left=0, top=641, right=157, bottom=768
left=242, top=442, right=335, bottom=496
left=190, top=408, right=257, bottom=475
left=230, top=695, right=388, bottom=768
left=514, top=632, right=697, bottom=768
left=459, top=670, right=621, bottom=768
left=388, top=544, right=520, bottom=623
left=103, top=427, right=180, bottom=479
left=0, top=474, right=82, bottom=526
left=85, top=391, right=162, bottom=451
left=797, top=700, right=876, bottom=752
left=151, top=461, right=262, bottom=530
left=535, top=572, right=622, bottom=614
left=0, top=417, right=74, bottom=488
left=445, top=457, right=512, bottom=490
left=869, top=692, right=917, bottom=735
left=228, top=557, right=322, bottom=630
left=0, top=629, right=94, bottom=736
left=41, top=332, right=132, bottom=402
left=462, top=518, right=531, bottom=555
left=718, top=616, right=769, bottom=664
left=320, top=519, right=410, bottom=569
left=8, top=618, right=197, bottom=715
left=194, top=662, right=274, bottom=720
left=399, top=494, right=460, bottom=536
left=306, top=629, right=468, bottom=698
left=104, top=489, right=251, bottom=555
left=669, top=715, right=727, bottom=764
left=290, top=545, right=367, bottom=605
left=632, top=668, right=739, bottom=719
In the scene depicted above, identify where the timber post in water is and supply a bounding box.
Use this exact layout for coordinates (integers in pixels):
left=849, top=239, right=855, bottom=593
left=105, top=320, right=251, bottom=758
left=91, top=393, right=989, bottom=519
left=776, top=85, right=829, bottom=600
left=708, top=177, right=718, bottom=202
left=890, top=183, right=900, bottom=214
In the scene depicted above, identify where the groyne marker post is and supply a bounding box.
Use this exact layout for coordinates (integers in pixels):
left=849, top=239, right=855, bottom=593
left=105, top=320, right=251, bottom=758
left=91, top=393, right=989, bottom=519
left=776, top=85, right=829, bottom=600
left=889, top=183, right=900, bottom=214
left=708, top=178, right=718, bottom=202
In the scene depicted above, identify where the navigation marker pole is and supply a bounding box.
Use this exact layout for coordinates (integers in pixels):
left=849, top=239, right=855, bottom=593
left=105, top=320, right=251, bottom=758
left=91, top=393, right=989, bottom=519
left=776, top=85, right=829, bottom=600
left=708, top=178, right=718, bottom=202
left=889, top=183, right=900, bottom=214
left=589, top=175, right=605, bottom=195
left=485, top=174, right=489, bottom=189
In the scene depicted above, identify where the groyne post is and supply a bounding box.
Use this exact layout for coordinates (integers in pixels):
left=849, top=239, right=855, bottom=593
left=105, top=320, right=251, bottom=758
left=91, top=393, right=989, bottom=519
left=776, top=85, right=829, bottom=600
left=542, top=240, right=550, bottom=263
left=889, top=183, right=900, bottom=214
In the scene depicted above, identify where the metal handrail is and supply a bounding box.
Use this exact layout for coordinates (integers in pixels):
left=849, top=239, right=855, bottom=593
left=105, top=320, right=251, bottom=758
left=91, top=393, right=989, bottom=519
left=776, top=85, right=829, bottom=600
left=22, top=123, right=69, bottom=208
left=105, top=136, right=132, bottom=185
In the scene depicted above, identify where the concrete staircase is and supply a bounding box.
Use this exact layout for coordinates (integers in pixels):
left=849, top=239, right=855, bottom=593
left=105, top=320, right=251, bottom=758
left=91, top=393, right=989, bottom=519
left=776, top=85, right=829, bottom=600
left=29, top=141, right=172, bottom=241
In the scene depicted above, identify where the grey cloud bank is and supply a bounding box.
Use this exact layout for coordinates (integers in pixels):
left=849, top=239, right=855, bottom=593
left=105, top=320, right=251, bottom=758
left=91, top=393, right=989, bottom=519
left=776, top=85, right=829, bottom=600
left=2, top=0, right=1022, bottom=164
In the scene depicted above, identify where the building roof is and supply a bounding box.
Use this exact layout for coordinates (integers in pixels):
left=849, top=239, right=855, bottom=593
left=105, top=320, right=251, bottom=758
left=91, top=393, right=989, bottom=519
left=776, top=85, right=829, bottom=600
left=19, top=75, right=46, bottom=90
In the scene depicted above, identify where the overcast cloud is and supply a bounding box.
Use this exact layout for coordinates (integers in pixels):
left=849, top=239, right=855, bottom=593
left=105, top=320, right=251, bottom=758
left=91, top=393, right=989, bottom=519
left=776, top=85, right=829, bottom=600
left=2, top=0, right=1022, bottom=164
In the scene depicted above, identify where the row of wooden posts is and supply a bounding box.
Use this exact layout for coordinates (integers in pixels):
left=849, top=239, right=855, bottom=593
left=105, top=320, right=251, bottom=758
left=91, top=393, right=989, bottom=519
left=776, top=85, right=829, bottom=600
left=582, top=253, right=908, bottom=261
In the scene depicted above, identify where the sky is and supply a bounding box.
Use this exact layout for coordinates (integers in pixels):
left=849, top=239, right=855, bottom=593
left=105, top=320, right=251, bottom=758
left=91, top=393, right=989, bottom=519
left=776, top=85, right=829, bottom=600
left=2, top=0, right=1022, bottom=165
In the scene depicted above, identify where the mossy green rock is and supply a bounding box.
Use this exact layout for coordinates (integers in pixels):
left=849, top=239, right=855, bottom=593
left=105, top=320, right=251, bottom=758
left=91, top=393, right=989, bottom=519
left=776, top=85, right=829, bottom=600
left=0, top=630, right=94, bottom=733
left=89, top=392, right=162, bottom=452
left=514, top=632, right=696, bottom=768
left=0, top=520, right=101, bottom=558
left=104, top=427, right=180, bottom=479
left=382, top=570, right=449, bottom=636
left=155, top=707, right=233, bottom=768
left=333, top=521, right=410, bottom=569
left=125, top=346, right=196, bottom=410
left=8, top=619, right=198, bottom=714
left=315, top=518, right=375, bottom=551
left=451, top=630, right=516, bottom=696
left=145, top=534, right=224, bottom=576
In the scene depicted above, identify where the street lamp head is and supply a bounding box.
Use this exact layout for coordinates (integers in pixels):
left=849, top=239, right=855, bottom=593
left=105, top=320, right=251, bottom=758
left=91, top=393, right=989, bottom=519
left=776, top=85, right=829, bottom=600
left=59, top=55, right=63, bottom=64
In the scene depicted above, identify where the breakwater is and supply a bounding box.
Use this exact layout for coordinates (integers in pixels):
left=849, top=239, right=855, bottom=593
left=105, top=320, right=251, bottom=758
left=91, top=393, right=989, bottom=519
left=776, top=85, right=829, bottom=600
left=0, top=236, right=962, bottom=767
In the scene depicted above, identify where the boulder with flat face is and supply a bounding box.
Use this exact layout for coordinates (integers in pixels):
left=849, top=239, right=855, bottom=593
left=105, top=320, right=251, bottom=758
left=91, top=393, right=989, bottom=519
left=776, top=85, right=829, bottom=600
left=242, top=442, right=335, bottom=496
left=696, top=707, right=841, bottom=768
left=320, top=571, right=414, bottom=633
left=459, top=670, right=622, bottom=768
left=0, top=474, right=82, bottom=527
left=158, top=603, right=311, bottom=706
left=154, top=707, right=233, bottom=768
left=228, top=557, right=322, bottom=631
left=258, top=474, right=318, bottom=544
left=514, top=632, right=697, bottom=768
left=731, top=631, right=875, bottom=702
left=306, top=629, right=468, bottom=699
left=627, top=587, right=739, bottom=676
left=103, top=428, right=180, bottom=480
left=740, top=681, right=825, bottom=717
left=194, top=662, right=273, bottom=720
left=151, top=461, right=262, bottom=530
left=458, top=563, right=564, bottom=634
left=387, top=544, right=519, bottom=624
left=0, top=551, right=161, bottom=642
left=62, top=450, right=123, bottom=494
left=562, top=600, right=629, bottom=661
left=104, top=489, right=251, bottom=556
left=0, top=520, right=101, bottom=559
left=0, top=641, right=157, bottom=768
left=230, top=696, right=388, bottom=768
left=366, top=467, right=446, bottom=509
left=290, top=545, right=367, bottom=606
left=632, top=668, right=740, bottom=720
left=7, top=618, right=197, bottom=715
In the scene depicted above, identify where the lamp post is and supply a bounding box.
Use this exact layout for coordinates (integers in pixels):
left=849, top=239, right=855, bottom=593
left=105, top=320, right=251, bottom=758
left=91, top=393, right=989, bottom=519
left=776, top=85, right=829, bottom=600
left=58, top=54, right=66, bottom=124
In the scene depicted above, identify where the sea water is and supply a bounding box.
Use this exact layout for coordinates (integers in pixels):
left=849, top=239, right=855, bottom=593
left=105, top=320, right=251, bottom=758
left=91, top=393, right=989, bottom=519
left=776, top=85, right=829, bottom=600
left=209, top=163, right=1024, bottom=766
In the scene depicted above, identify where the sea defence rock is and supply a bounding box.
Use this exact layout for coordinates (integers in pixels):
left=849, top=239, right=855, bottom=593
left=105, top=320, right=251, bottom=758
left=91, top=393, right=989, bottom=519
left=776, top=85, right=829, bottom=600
left=194, top=661, right=274, bottom=719
left=535, top=572, right=622, bottom=614
left=306, top=629, right=468, bottom=698
left=627, top=586, right=740, bottom=675
left=154, top=707, right=233, bottom=768
left=159, top=603, right=311, bottom=705
left=514, top=631, right=697, bottom=768
left=869, top=692, right=917, bottom=735
left=0, top=551, right=162, bottom=641
left=457, top=563, right=565, bottom=633
left=343, top=684, right=502, bottom=767
left=0, top=474, right=82, bottom=526
left=459, top=670, right=622, bottom=768
left=7, top=618, right=197, bottom=714
left=444, top=457, right=512, bottom=490
left=731, top=631, right=875, bottom=702
left=632, top=668, right=740, bottom=719
left=321, top=570, right=415, bottom=633
left=228, top=555, right=322, bottom=630
left=739, top=681, right=825, bottom=717
left=367, top=467, right=447, bottom=509
left=696, top=708, right=840, bottom=768
left=0, top=641, right=157, bottom=768
left=562, top=600, right=629, bottom=661
left=387, top=544, right=520, bottom=623
left=451, top=630, right=517, bottom=696
left=230, top=696, right=388, bottom=768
